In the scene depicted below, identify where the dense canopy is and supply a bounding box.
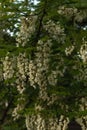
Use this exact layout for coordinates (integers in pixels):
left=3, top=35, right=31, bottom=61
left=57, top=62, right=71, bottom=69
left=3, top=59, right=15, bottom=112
left=0, top=0, right=87, bottom=130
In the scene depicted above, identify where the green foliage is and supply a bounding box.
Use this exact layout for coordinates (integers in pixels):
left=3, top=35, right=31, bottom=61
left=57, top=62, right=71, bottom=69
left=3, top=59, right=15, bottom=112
left=0, top=0, right=87, bottom=129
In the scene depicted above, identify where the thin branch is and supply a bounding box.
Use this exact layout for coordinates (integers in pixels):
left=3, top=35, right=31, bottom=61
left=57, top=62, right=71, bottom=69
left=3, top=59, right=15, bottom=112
left=33, top=0, right=48, bottom=45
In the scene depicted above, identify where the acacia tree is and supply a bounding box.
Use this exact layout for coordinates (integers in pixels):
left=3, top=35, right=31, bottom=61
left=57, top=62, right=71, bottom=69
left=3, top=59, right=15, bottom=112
left=0, top=0, right=87, bottom=130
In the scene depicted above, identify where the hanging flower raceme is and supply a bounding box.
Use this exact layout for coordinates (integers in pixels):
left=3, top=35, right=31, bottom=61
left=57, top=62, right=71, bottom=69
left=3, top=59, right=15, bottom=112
left=28, top=39, right=52, bottom=88
left=76, top=97, right=87, bottom=130
left=44, top=20, right=66, bottom=42
left=15, top=53, right=29, bottom=93
left=16, top=15, right=37, bottom=47
left=0, top=61, right=3, bottom=81
left=58, top=6, right=78, bottom=18
left=79, top=38, right=87, bottom=63
left=2, top=53, right=15, bottom=80
left=12, top=52, right=30, bottom=119
left=25, top=114, right=69, bottom=130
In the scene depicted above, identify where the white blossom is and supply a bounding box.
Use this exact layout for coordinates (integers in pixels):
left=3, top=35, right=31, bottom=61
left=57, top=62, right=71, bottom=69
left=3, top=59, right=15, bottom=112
left=65, top=45, right=75, bottom=56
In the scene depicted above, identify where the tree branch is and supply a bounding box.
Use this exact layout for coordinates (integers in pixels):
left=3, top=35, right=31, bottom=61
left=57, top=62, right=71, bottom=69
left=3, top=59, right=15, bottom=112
left=33, top=0, right=48, bottom=45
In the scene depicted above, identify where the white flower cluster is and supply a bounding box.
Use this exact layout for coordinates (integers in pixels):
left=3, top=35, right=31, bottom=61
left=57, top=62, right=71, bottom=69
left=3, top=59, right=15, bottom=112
left=16, top=53, right=29, bottom=94
left=25, top=114, right=69, bottom=130
left=2, top=54, right=15, bottom=80
left=57, top=115, right=69, bottom=130
left=65, top=45, right=75, bottom=56
left=28, top=39, right=52, bottom=100
left=74, top=38, right=87, bottom=85
left=16, top=15, right=37, bottom=47
left=1, top=52, right=28, bottom=119
left=28, top=60, right=37, bottom=88
left=44, top=20, right=65, bottom=42
left=79, top=40, right=87, bottom=63
left=76, top=117, right=87, bottom=130
left=47, top=118, right=59, bottom=130
left=12, top=98, right=25, bottom=120
left=58, top=6, right=87, bottom=23
left=12, top=104, right=22, bottom=120
left=35, top=40, right=51, bottom=83
left=58, top=6, right=77, bottom=18
left=76, top=97, right=87, bottom=130
left=25, top=114, right=45, bottom=130
left=0, top=62, right=3, bottom=81
left=29, top=39, right=52, bottom=87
